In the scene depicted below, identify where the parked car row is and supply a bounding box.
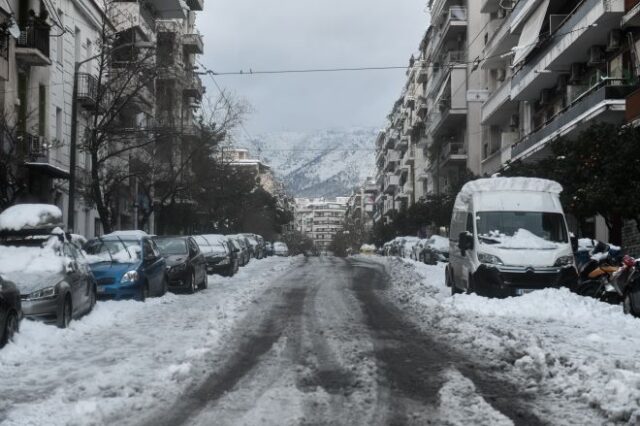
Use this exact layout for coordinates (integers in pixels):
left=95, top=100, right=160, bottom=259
left=381, top=235, right=450, bottom=266
left=0, top=204, right=290, bottom=348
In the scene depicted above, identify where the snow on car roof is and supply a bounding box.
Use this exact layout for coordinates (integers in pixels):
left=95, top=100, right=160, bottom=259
left=428, top=235, right=450, bottom=252
left=202, top=234, right=227, bottom=244
left=0, top=204, right=63, bottom=232
left=455, top=177, right=562, bottom=209
left=104, top=230, right=149, bottom=239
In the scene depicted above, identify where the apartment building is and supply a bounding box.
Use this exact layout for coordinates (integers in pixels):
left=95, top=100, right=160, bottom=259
left=0, top=0, right=204, bottom=236
left=294, top=197, right=348, bottom=250
left=345, top=178, right=378, bottom=233
left=375, top=0, right=640, bottom=243
left=224, top=148, right=276, bottom=194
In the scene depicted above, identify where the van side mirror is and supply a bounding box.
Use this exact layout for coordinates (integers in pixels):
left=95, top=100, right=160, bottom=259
left=458, top=232, right=474, bottom=256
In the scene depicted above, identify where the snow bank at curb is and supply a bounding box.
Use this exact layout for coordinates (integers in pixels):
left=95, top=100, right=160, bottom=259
left=0, top=257, right=299, bottom=426
left=383, top=257, right=640, bottom=424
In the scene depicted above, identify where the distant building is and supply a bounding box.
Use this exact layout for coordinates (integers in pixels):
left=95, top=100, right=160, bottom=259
left=346, top=178, right=378, bottom=233
left=224, top=148, right=276, bottom=194
left=294, top=197, right=348, bottom=250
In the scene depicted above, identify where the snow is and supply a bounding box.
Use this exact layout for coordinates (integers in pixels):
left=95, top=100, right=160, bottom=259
left=0, top=204, right=63, bottom=231
left=455, top=177, right=563, bottom=209
left=104, top=230, right=148, bottom=239
left=0, top=244, right=65, bottom=276
left=380, top=256, right=640, bottom=423
left=479, top=228, right=559, bottom=250
left=429, top=235, right=450, bottom=252
left=0, top=256, right=298, bottom=426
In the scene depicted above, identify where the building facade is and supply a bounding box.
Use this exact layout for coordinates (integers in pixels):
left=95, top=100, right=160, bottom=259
left=0, top=0, right=205, bottom=237
left=294, top=197, right=348, bottom=250
left=374, top=0, right=640, bottom=246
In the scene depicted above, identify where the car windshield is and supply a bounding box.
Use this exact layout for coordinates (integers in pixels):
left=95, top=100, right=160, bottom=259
left=476, top=211, right=568, bottom=247
left=85, top=239, right=140, bottom=262
left=155, top=238, right=188, bottom=256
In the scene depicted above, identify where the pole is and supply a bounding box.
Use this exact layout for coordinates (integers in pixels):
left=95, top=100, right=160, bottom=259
left=67, top=62, right=80, bottom=232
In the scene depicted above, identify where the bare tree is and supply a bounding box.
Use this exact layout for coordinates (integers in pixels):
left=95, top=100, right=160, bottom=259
left=77, top=0, right=160, bottom=234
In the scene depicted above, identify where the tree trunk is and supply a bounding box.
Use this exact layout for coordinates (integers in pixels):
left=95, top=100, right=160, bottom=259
left=91, top=151, right=112, bottom=234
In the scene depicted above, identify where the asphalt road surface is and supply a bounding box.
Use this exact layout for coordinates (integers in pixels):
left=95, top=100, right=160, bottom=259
left=142, top=256, right=543, bottom=426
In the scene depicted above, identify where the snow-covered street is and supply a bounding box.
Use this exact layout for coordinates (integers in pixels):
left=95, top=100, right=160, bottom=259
left=2, top=255, right=640, bottom=425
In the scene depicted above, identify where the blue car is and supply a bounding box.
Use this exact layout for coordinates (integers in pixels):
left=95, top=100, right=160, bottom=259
left=84, top=234, right=168, bottom=301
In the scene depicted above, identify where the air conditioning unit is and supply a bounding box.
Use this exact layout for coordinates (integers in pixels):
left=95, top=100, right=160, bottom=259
left=607, top=30, right=622, bottom=52
left=569, top=63, right=584, bottom=83
left=587, top=46, right=605, bottom=66
left=540, top=89, right=553, bottom=106
left=509, top=114, right=519, bottom=128
left=496, top=68, right=506, bottom=82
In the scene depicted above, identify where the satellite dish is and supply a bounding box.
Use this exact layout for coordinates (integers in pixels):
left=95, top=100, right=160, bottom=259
left=8, top=20, right=20, bottom=39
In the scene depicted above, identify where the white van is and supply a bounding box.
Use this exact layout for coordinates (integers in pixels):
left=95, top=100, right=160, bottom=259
left=446, top=177, right=577, bottom=297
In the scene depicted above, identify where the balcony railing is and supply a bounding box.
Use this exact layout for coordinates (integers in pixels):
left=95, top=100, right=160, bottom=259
left=16, top=26, right=51, bottom=66
left=626, top=0, right=640, bottom=11
left=77, top=73, right=99, bottom=108
left=183, top=33, right=204, bottom=54
left=441, top=142, right=466, bottom=163
left=513, top=82, right=635, bottom=158
left=19, top=132, right=49, bottom=162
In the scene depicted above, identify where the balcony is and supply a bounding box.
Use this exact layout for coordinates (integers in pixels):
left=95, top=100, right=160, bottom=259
left=396, top=137, right=409, bottom=151
left=403, top=147, right=416, bottom=166
left=385, top=130, right=399, bottom=149
left=186, top=0, right=204, bottom=11
left=384, top=150, right=401, bottom=172
left=416, top=96, right=428, bottom=117
left=16, top=26, right=51, bottom=66
left=153, top=0, right=188, bottom=19
left=481, top=78, right=516, bottom=125
left=183, top=33, right=204, bottom=55
left=481, top=0, right=501, bottom=13
left=430, top=69, right=467, bottom=137
left=77, top=73, right=98, bottom=109
left=183, top=73, right=205, bottom=100
left=512, top=83, right=633, bottom=161
left=21, top=133, right=70, bottom=179
left=404, top=95, right=416, bottom=109
left=511, top=0, right=625, bottom=101
left=109, top=1, right=155, bottom=39
left=417, top=67, right=429, bottom=84
left=440, top=142, right=467, bottom=166
left=384, top=174, right=400, bottom=193
left=432, top=7, right=467, bottom=55
left=623, top=0, right=640, bottom=26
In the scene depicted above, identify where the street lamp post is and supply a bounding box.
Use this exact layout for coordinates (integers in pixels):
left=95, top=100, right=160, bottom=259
left=67, top=41, right=155, bottom=231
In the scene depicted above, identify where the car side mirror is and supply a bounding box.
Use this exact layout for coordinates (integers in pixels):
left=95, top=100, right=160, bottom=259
left=458, top=232, right=473, bottom=256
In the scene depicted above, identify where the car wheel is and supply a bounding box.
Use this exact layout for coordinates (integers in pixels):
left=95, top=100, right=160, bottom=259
left=1, top=310, right=19, bottom=348
left=199, top=274, right=209, bottom=290
left=89, top=286, right=97, bottom=311
left=57, top=296, right=72, bottom=329
left=188, top=271, right=197, bottom=294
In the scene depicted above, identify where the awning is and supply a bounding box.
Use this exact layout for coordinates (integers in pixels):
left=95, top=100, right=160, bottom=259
left=23, top=162, right=71, bottom=179
left=512, top=0, right=550, bottom=67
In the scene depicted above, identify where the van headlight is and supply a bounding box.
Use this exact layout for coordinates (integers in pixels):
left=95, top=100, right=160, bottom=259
left=28, top=286, right=58, bottom=300
left=121, top=271, right=139, bottom=283
left=554, top=256, right=574, bottom=267
left=478, top=253, right=504, bottom=265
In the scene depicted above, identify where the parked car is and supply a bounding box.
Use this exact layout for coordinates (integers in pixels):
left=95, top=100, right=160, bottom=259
left=412, top=239, right=430, bottom=261
left=229, top=235, right=251, bottom=266
left=85, top=233, right=167, bottom=301
left=400, top=237, right=420, bottom=258
left=0, top=204, right=97, bottom=328
left=154, top=236, right=207, bottom=293
left=0, top=276, right=21, bottom=348
left=265, top=242, right=274, bottom=257
left=273, top=242, right=289, bottom=256
left=241, top=234, right=265, bottom=259
left=421, top=236, right=450, bottom=265
left=447, top=177, right=578, bottom=297
left=195, top=235, right=239, bottom=277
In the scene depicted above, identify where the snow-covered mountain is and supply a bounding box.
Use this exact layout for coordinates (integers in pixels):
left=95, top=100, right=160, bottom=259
left=240, top=128, right=378, bottom=198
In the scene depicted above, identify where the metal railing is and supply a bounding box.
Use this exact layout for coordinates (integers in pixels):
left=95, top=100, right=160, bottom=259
left=77, top=73, right=98, bottom=106
left=17, top=26, right=50, bottom=58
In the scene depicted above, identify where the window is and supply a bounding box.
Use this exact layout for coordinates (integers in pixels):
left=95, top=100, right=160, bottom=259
left=55, top=107, right=62, bottom=142
left=38, top=85, right=46, bottom=137
left=57, top=10, right=64, bottom=63
left=75, top=27, right=81, bottom=63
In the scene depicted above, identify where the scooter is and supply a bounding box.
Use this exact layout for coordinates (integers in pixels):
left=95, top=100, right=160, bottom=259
left=575, top=241, right=622, bottom=303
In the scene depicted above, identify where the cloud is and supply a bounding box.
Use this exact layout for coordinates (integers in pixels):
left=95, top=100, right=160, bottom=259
left=198, top=0, right=428, bottom=134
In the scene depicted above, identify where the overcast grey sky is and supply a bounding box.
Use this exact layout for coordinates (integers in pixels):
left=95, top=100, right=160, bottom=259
left=198, top=1, right=429, bottom=135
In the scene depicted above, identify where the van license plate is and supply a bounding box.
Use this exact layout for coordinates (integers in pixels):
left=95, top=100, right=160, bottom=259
left=515, top=289, right=536, bottom=296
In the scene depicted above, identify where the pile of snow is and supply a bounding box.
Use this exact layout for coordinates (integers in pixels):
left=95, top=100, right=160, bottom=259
left=0, top=204, right=63, bottom=231
left=360, top=244, right=376, bottom=252
left=479, top=229, right=558, bottom=250
left=429, top=235, right=450, bottom=252
left=381, top=257, right=640, bottom=423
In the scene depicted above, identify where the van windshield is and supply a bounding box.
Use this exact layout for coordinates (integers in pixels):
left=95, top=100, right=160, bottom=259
left=476, top=211, right=568, bottom=248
